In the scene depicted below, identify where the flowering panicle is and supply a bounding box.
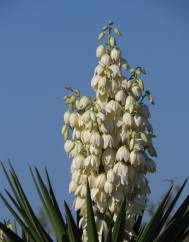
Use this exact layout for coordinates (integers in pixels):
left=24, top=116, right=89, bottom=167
left=62, top=21, right=157, bottom=241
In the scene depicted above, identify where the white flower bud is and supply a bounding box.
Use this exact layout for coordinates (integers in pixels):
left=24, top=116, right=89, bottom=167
left=116, top=146, right=130, bottom=162
left=96, top=45, right=106, bottom=58
left=64, top=140, right=75, bottom=153
left=101, top=54, right=111, bottom=66
left=115, top=90, right=126, bottom=105
left=69, top=112, right=79, bottom=128
left=104, top=181, right=114, bottom=194
left=110, top=36, right=115, bottom=47
left=96, top=173, right=106, bottom=189
left=61, top=125, right=69, bottom=140
left=64, top=111, right=71, bottom=125
left=110, top=48, right=121, bottom=61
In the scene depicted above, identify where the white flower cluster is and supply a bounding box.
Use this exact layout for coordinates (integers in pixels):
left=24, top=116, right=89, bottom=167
left=62, top=25, right=157, bottom=241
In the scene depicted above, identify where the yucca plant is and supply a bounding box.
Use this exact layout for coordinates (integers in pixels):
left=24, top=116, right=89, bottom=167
left=0, top=162, right=189, bottom=242
left=1, top=21, right=189, bottom=242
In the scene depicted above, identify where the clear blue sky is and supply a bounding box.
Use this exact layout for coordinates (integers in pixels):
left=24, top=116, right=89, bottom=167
left=0, top=0, right=189, bottom=220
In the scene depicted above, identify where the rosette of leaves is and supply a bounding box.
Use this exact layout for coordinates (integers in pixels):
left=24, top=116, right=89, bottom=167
left=0, top=162, right=189, bottom=242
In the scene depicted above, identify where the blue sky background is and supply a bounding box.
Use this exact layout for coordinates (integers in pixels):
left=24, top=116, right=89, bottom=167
left=0, top=0, right=189, bottom=220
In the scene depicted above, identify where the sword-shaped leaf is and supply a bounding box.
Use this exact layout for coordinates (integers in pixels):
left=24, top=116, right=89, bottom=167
left=112, top=198, right=126, bottom=242
left=86, top=181, right=99, bottom=242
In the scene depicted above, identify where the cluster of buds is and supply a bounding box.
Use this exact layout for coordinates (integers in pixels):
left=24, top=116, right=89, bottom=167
left=62, top=21, right=157, bottom=241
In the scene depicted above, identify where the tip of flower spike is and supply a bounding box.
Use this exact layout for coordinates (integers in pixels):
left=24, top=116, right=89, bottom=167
left=108, top=20, right=114, bottom=26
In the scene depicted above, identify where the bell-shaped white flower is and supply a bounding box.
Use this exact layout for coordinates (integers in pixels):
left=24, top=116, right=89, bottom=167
left=79, top=96, right=91, bottom=109
left=91, top=75, right=101, bottom=90
left=69, top=112, right=79, bottom=128
left=113, top=162, right=128, bottom=184
left=96, top=173, right=106, bottom=189
left=71, top=155, right=85, bottom=171
left=102, top=133, right=114, bottom=149
left=69, top=141, right=83, bottom=157
left=105, top=100, right=121, bottom=114
left=69, top=180, right=78, bottom=193
left=81, top=130, right=91, bottom=144
left=64, top=140, right=75, bottom=154
left=73, top=197, right=86, bottom=211
left=110, top=47, right=121, bottom=61
left=109, top=64, right=121, bottom=77
left=64, top=111, right=71, bottom=125
left=131, top=84, right=142, bottom=98
left=90, top=131, right=102, bottom=147
left=75, top=184, right=87, bottom=197
left=115, top=89, right=126, bottom=105
left=122, top=112, right=134, bottom=127
left=130, top=150, right=146, bottom=167
left=94, top=64, right=104, bottom=75
left=125, top=95, right=135, bottom=110
left=116, top=146, right=130, bottom=162
left=89, top=145, right=102, bottom=156
left=84, top=155, right=100, bottom=170
left=100, top=54, right=111, bottom=66
left=104, top=181, right=114, bottom=194
left=98, top=76, right=107, bottom=89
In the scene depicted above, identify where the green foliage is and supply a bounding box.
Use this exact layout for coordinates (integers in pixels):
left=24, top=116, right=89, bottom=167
left=0, top=162, right=189, bottom=242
